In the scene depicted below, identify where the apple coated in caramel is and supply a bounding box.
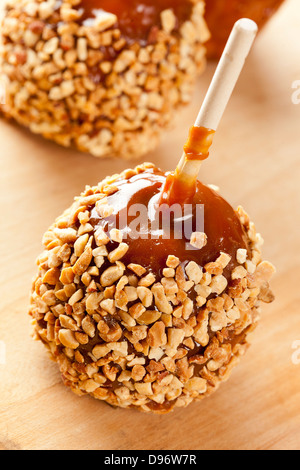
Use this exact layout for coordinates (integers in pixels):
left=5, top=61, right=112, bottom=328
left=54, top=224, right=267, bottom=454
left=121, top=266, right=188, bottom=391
left=0, top=0, right=209, bottom=159
left=29, top=163, right=275, bottom=413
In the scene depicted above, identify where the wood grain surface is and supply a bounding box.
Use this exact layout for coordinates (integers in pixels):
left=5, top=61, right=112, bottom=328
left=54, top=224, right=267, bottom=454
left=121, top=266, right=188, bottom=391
left=0, top=0, right=299, bottom=451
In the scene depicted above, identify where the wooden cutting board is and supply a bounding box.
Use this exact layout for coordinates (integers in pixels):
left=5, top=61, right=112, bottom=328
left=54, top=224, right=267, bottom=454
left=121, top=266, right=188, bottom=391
left=0, top=0, right=299, bottom=451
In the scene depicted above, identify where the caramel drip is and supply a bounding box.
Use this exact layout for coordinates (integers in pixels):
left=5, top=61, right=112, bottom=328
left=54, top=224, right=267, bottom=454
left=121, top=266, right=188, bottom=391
left=183, top=126, right=215, bottom=162
left=160, top=126, right=216, bottom=206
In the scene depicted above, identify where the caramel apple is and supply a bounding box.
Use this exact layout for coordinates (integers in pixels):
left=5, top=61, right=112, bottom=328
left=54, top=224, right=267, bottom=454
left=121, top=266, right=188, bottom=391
left=0, top=0, right=209, bottom=159
left=29, top=162, right=275, bottom=413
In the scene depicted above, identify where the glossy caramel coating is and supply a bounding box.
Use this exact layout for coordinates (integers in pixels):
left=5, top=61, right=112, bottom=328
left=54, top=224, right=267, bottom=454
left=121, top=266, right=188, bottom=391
left=90, top=168, right=249, bottom=278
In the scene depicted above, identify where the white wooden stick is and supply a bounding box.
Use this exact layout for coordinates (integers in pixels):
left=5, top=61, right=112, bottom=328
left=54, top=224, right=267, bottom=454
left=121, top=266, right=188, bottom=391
left=173, top=18, right=258, bottom=188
